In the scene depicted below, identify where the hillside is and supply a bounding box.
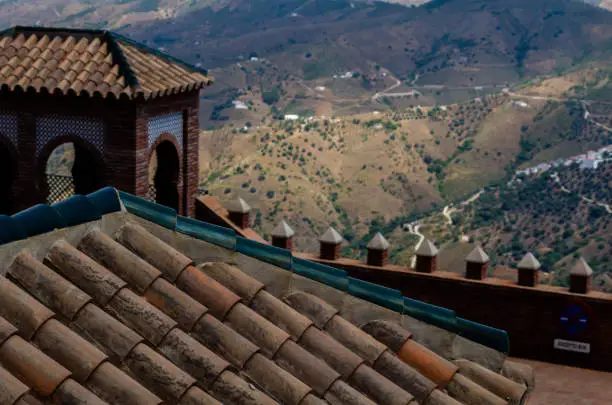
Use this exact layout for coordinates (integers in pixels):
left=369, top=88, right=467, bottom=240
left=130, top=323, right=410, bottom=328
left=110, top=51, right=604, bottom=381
left=0, top=0, right=215, bottom=30
left=199, top=86, right=612, bottom=250
left=1, top=0, right=611, bottom=31
left=402, top=158, right=612, bottom=292
left=115, top=0, right=612, bottom=124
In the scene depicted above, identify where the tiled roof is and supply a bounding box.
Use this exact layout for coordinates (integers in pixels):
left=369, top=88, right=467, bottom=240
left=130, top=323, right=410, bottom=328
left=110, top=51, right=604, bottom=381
left=0, top=26, right=211, bottom=100
left=0, top=189, right=532, bottom=405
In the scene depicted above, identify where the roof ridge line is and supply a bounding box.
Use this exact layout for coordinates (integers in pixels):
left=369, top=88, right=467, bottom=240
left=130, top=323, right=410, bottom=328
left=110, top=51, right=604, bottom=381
left=109, top=31, right=209, bottom=76
left=104, top=31, right=140, bottom=91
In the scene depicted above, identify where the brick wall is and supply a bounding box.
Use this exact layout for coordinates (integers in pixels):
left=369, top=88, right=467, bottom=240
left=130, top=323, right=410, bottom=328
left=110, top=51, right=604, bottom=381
left=137, top=91, right=200, bottom=217
left=315, top=259, right=612, bottom=372
left=0, top=90, right=200, bottom=217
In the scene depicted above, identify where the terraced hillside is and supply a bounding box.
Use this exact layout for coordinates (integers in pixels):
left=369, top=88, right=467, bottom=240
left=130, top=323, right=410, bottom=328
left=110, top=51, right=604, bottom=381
left=199, top=89, right=612, bottom=252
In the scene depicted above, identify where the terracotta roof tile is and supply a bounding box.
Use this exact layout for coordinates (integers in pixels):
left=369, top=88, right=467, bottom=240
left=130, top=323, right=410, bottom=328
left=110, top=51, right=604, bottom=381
left=0, top=365, right=29, bottom=405
left=0, top=202, right=533, bottom=405
left=85, top=361, right=162, bottom=405
left=46, top=240, right=126, bottom=307
left=0, top=330, right=71, bottom=396
left=72, top=303, right=143, bottom=361
left=10, top=252, right=92, bottom=321
left=200, top=261, right=265, bottom=304
left=225, top=302, right=291, bottom=358
left=191, top=313, right=260, bottom=369
left=177, top=265, right=242, bottom=319
left=250, top=290, right=313, bottom=341
left=157, top=327, right=230, bottom=388
left=0, top=26, right=211, bottom=99
left=106, top=288, right=177, bottom=346
left=51, top=378, right=109, bottom=405
left=117, top=223, right=194, bottom=282
left=144, top=277, right=208, bottom=332
left=32, top=319, right=107, bottom=383
left=299, top=326, right=364, bottom=379
left=0, top=276, right=54, bottom=340
left=78, top=229, right=161, bottom=294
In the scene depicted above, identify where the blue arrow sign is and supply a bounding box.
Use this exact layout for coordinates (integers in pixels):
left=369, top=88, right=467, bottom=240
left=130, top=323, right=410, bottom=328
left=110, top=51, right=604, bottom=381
left=560, top=305, right=588, bottom=335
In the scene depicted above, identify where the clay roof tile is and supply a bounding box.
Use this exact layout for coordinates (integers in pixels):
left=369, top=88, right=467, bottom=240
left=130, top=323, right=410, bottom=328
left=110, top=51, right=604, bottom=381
left=0, top=365, right=30, bottom=404
left=0, top=27, right=209, bottom=99
left=0, top=276, right=55, bottom=340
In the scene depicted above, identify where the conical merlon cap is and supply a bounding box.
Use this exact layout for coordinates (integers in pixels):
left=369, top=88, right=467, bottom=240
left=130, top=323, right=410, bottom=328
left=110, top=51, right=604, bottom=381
left=320, top=227, right=343, bottom=244
left=226, top=197, right=251, bottom=213
left=272, top=220, right=295, bottom=238
left=417, top=239, right=438, bottom=257
left=367, top=232, right=390, bottom=250
left=517, top=252, right=540, bottom=270
left=571, top=257, right=593, bottom=277
left=466, top=246, right=489, bottom=263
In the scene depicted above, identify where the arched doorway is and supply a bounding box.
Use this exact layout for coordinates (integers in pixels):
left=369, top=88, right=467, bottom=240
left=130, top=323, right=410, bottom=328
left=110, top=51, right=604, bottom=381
left=148, top=140, right=180, bottom=211
left=43, top=140, right=105, bottom=204
left=0, top=139, right=16, bottom=215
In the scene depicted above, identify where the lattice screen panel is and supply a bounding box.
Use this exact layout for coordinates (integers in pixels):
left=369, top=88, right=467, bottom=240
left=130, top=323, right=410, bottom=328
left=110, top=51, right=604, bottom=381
left=0, top=113, right=18, bottom=147
left=36, top=115, right=105, bottom=156
left=148, top=112, right=184, bottom=152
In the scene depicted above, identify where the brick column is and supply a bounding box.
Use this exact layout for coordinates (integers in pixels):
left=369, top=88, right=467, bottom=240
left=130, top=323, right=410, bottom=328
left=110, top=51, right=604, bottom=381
left=415, top=239, right=439, bottom=273
left=226, top=197, right=251, bottom=229
left=367, top=232, right=390, bottom=267
left=319, top=227, right=343, bottom=260
left=517, top=252, right=541, bottom=287
left=271, top=220, right=295, bottom=250
left=465, top=246, right=489, bottom=280
left=184, top=95, right=200, bottom=217
left=569, top=257, right=593, bottom=294
left=106, top=100, right=139, bottom=196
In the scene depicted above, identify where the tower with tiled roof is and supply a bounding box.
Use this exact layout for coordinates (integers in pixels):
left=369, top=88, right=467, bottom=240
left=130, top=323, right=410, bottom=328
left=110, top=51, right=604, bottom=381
left=0, top=26, right=212, bottom=216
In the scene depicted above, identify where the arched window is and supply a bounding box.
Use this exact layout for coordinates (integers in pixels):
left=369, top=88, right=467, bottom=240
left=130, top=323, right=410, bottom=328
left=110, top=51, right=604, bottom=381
left=148, top=140, right=180, bottom=211
left=43, top=140, right=105, bottom=204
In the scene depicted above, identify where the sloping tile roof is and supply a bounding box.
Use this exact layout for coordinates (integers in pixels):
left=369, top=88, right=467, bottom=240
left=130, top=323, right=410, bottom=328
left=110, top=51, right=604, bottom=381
left=0, top=189, right=532, bottom=405
left=0, top=26, right=211, bottom=100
